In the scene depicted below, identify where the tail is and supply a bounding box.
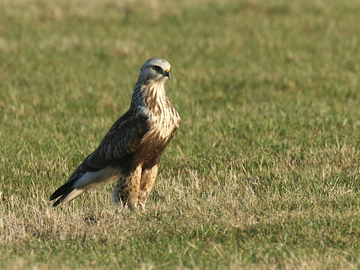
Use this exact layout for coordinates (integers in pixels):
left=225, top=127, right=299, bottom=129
left=49, top=181, right=87, bottom=207
left=50, top=169, right=89, bottom=207
left=50, top=166, right=119, bottom=207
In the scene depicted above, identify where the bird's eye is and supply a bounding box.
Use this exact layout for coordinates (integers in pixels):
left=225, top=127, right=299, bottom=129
left=152, top=66, right=162, bottom=73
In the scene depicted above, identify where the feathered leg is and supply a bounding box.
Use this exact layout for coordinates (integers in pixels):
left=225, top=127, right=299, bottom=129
left=111, top=175, right=127, bottom=204
left=112, top=165, right=142, bottom=209
left=138, top=164, right=159, bottom=210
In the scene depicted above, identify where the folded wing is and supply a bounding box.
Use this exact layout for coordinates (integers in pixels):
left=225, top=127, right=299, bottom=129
left=49, top=110, right=150, bottom=206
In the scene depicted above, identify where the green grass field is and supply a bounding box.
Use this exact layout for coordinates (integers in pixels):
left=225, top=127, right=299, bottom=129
left=1, top=0, right=360, bottom=268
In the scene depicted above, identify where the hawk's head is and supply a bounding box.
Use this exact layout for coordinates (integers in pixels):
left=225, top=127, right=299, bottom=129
left=139, top=58, right=171, bottom=83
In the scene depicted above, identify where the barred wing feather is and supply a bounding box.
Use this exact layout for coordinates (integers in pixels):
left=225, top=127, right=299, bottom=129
left=82, top=112, right=149, bottom=172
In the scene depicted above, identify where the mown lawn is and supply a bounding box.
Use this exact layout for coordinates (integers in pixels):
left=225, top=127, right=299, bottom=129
left=1, top=0, right=360, bottom=269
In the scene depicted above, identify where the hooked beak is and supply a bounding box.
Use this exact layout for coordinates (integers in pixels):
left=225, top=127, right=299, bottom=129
left=164, top=69, right=170, bottom=78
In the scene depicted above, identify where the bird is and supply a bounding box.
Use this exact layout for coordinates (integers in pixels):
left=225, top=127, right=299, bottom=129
left=50, top=58, right=181, bottom=210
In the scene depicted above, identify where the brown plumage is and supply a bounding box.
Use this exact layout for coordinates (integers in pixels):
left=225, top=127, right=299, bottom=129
left=50, top=58, right=181, bottom=210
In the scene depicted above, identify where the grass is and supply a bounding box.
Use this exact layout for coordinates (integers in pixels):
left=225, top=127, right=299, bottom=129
left=1, top=0, right=360, bottom=268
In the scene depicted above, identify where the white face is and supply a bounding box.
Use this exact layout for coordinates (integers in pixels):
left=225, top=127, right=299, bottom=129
left=140, top=58, right=171, bottom=82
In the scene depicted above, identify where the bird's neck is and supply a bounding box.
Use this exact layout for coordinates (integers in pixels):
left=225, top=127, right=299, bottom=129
left=131, top=80, right=170, bottom=114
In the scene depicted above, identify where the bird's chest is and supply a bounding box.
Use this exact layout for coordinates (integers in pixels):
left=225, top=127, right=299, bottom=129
left=149, top=107, right=180, bottom=141
left=136, top=108, right=179, bottom=167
